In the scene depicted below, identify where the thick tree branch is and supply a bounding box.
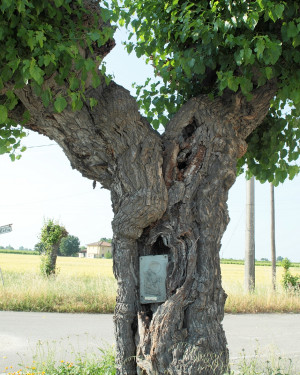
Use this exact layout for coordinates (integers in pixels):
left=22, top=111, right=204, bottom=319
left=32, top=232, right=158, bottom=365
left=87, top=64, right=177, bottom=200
left=15, top=78, right=167, bottom=239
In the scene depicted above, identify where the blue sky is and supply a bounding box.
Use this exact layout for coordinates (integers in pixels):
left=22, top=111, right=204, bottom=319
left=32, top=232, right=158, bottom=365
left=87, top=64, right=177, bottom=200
left=0, top=29, right=299, bottom=261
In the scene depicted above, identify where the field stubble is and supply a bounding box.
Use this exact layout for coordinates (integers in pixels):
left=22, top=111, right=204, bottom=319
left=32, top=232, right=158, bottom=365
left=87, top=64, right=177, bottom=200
left=0, top=254, right=299, bottom=313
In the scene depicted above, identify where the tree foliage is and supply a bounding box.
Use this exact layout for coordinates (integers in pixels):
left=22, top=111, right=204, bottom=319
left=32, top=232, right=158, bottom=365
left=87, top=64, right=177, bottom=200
left=0, top=0, right=116, bottom=158
left=59, top=235, right=80, bottom=257
left=116, top=0, right=300, bottom=184
left=0, top=0, right=299, bottom=183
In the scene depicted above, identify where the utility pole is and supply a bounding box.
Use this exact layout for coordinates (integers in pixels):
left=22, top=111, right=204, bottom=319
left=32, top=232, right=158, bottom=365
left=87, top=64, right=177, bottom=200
left=270, top=183, right=276, bottom=290
left=245, top=176, right=255, bottom=292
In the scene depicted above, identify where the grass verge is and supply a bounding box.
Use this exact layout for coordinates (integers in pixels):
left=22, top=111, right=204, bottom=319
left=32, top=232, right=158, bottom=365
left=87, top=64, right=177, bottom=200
left=0, top=272, right=116, bottom=313
left=0, top=254, right=299, bottom=313
left=2, top=346, right=299, bottom=375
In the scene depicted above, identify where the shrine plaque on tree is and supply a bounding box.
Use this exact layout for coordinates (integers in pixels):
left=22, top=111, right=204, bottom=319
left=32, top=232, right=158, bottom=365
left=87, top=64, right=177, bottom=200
left=140, top=255, right=168, bottom=304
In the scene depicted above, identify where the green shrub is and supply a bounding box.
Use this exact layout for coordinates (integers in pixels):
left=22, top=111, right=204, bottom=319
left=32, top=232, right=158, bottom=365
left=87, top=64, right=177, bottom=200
left=281, top=258, right=300, bottom=292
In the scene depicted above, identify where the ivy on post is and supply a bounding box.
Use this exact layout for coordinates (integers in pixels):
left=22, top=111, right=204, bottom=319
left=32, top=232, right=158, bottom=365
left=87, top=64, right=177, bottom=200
left=40, top=219, right=68, bottom=277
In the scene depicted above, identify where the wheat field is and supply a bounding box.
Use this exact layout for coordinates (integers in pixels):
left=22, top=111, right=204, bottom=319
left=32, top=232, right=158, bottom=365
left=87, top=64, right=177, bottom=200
left=0, top=254, right=299, bottom=313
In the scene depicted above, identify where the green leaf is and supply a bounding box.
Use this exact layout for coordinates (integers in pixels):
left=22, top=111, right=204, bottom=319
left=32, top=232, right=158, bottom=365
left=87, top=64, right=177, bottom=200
left=84, top=59, right=96, bottom=72
left=92, top=74, right=101, bottom=89
left=188, top=58, right=195, bottom=68
left=243, top=47, right=254, bottom=65
left=0, top=106, right=8, bottom=124
left=88, top=30, right=101, bottom=42
left=22, top=110, right=31, bottom=124
left=89, top=98, right=98, bottom=109
left=293, top=35, right=300, bottom=48
left=255, top=38, right=265, bottom=58
left=288, top=165, right=299, bottom=180
left=287, top=22, right=298, bottom=38
left=227, top=77, right=239, bottom=92
left=69, top=76, right=80, bottom=91
left=277, top=170, right=288, bottom=183
left=29, top=59, right=44, bottom=85
left=70, top=93, right=83, bottom=111
left=152, top=119, right=160, bottom=129
left=41, top=90, right=51, bottom=107
left=100, top=8, right=112, bottom=23
left=54, top=96, right=67, bottom=113
left=274, top=4, right=284, bottom=19
left=239, top=77, right=253, bottom=95
left=27, top=35, right=35, bottom=51
left=8, top=137, right=15, bottom=145
left=291, top=90, right=300, bottom=104
left=35, top=30, right=46, bottom=48
left=265, top=67, right=273, bottom=79
left=280, top=149, right=287, bottom=158
left=44, top=55, right=53, bottom=67
left=54, top=0, right=64, bottom=7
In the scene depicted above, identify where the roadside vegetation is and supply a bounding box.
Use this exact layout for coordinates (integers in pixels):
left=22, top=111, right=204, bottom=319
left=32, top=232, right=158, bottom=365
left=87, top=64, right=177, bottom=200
left=0, top=254, right=299, bottom=313
left=2, top=346, right=298, bottom=375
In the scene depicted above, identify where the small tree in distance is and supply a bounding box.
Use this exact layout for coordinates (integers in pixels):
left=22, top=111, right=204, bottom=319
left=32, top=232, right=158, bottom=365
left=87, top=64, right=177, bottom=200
left=40, top=219, right=68, bottom=277
left=59, top=235, right=80, bottom=257
left=34, top=242, right=45, bottom=254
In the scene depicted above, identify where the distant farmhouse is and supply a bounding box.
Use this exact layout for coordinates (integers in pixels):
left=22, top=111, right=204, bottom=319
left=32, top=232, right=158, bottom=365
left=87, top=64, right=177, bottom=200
left=80, top=241, right=112, bottom=258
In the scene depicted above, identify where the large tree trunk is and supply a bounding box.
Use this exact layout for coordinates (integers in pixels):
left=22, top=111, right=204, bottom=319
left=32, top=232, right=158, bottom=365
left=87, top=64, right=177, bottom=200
left=10, top=63, right=276, bottom=373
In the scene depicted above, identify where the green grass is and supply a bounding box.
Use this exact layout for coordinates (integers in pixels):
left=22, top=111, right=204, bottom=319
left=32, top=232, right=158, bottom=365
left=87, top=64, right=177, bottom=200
left=3, top=346, right=116, bottom=375
left=2, top=346, right=298, bottom=375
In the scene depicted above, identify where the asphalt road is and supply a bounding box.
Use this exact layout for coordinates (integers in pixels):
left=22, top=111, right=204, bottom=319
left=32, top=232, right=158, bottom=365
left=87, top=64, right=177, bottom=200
left=0, top=312, right=299, bottom=373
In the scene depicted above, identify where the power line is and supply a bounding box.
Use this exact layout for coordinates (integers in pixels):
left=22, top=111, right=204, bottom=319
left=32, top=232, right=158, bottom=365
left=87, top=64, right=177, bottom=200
left=26, top=144, right=57, bottom=149
left=221, top=209, right=245, bottom=256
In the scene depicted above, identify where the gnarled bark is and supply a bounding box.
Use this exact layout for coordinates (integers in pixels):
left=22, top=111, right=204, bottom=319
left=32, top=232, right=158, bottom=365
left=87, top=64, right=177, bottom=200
left=12, top=61, right=276, bottom=374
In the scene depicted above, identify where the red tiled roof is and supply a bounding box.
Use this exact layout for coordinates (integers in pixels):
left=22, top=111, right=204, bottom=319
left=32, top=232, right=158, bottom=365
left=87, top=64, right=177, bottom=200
left=86, top=241, right=112, bottom=247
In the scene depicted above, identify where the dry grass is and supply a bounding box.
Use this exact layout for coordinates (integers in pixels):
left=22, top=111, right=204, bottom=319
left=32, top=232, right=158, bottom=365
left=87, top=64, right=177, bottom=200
left=222, top=263, right=300, bottom=313
left=0, top=254, right=113, bottom=278
left=0, top=254, right=116, bottom=313
left=0, top=254, right=299, bottom=313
